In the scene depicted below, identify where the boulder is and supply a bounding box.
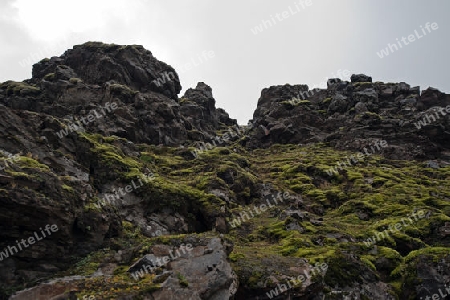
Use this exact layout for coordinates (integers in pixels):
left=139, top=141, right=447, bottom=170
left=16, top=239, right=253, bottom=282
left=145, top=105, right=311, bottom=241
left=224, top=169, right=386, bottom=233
left=351, top=74, right=372, bottom=83
left=32, top=42, right=182, bottom=100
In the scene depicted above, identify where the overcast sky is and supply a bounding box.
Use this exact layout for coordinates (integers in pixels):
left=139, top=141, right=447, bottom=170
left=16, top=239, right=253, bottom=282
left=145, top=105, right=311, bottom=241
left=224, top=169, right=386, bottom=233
left=1, top=0, right=449, bottom=124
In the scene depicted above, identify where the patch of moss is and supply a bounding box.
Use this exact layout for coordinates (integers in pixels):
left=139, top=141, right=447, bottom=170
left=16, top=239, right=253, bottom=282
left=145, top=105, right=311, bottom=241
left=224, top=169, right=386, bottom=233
left=33, top=139, right=448, bottom=298
left=0, top=81, right=41, bottom=96
left=324, top=252, right=367, bottom=287
left=61, top=184, right=74, bottom=192
left=16, top=156, right=50, bottom=171
left=109, top=83, right=138, bottom=97
left=322, top=97, right=332, bottom=104
left=69, top=77, right=82, bottom=84
left=229, top=252, right=246, bottom=262
left=281, top=99, right=311, bottom=108
left=43, top=73, right=55, bottom=81
left=83, top=202, right=102, bottom=213
left=353, top=82, right=373, bottom=89
left=177, top=273, right=189, bottom=287
left=362, top=111, right=382, bottom=120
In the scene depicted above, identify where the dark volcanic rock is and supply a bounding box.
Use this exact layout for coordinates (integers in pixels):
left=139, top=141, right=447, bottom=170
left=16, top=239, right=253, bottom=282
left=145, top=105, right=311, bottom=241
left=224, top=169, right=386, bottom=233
left=245, top=74, right=450, bottom=160
left=1, top=42, right=236, bottom=147
left=32, top=42, right=181, bottom=100
left=180, top=82, right=237, bottom=140
left=351, top=73, right=372, bottom=83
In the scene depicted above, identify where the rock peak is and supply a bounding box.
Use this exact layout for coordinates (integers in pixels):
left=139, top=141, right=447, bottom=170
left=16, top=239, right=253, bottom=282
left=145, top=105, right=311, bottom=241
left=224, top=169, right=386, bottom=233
left=32, top=41, right=181, bottom=99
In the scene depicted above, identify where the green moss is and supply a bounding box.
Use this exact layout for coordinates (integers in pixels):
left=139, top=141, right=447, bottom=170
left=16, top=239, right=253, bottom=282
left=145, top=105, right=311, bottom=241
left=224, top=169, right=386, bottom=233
left=362, top=111, right=382, bottom=120
left=0, top=81, right=41, bottom=96
left=322, top=97, right=332, bottom=104
left=265, top=221, right=291, bottom=239
left=109, top=83, right=138, bottom=96
left=61, top=184, right=74, bottom=192
left=229, top=252, right=246, bottom=262
left=177, top=273, right=189, bottom=287
left=72, top=254, right=101, bottom=276
left=247, top=270, right=265, bottom=287
left=140, top=153, right=155, bottom=163
left=281, top=99, right=311, bottom=108
left=17, top=156, right=50, bottom=171
left=79, top=41, right=118, bottom=49
left=80, top=133, right=141, bottom=181
left=279, top=236, right=312, bottom=256
left=347, top=170, right=364, bottom=181
left=26, top=140, right=447, bottom=297
left=360, top=256, right=376, bottom=271
left=69, top=77, right=82, bottom=84
left=44, top=73, right=55, bottom=81
left=4, top=171, right=31, bottom=179
left=353, top=82, right=373, bottom=89
left=122, top=220, right=136, bottom=231
left=403, top=247, right=450, bottom=264
left=83, top=199, right=102, bottom=212
left=324, top=252, right=366, bottom=287
left=306, top=189, right=328, bottom=204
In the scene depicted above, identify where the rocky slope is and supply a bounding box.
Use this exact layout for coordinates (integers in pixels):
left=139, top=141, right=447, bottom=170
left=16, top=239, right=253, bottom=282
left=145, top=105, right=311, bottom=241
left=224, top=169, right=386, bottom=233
left=0, top=42, right=449, bottom=300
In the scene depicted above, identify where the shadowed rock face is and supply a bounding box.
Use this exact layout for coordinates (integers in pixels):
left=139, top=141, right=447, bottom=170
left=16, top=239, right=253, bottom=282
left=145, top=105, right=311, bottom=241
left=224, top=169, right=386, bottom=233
left=245, top=75, right=450, bottom=160
left=180, top=82, right=238, bottom=141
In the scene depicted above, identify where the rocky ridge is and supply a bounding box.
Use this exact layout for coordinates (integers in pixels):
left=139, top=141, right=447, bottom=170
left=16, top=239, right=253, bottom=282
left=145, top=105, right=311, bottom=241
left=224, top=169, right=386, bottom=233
left=245, top=75, right=450, bottom=160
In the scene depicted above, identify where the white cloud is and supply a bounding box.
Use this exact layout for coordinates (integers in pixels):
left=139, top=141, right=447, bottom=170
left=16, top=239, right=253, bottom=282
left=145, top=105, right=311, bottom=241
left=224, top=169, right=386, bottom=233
left=12, top=0, right=135, bottom=41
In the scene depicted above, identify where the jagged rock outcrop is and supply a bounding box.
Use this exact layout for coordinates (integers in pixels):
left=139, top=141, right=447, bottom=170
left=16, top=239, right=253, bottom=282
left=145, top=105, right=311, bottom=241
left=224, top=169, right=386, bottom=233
left=0, top=42, right=236, bottom=146
left=180, top=82, right=237, bottom=141
left=31, top=42, right=182, bottom=100
left=245, top=74, right=450, bottom=160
